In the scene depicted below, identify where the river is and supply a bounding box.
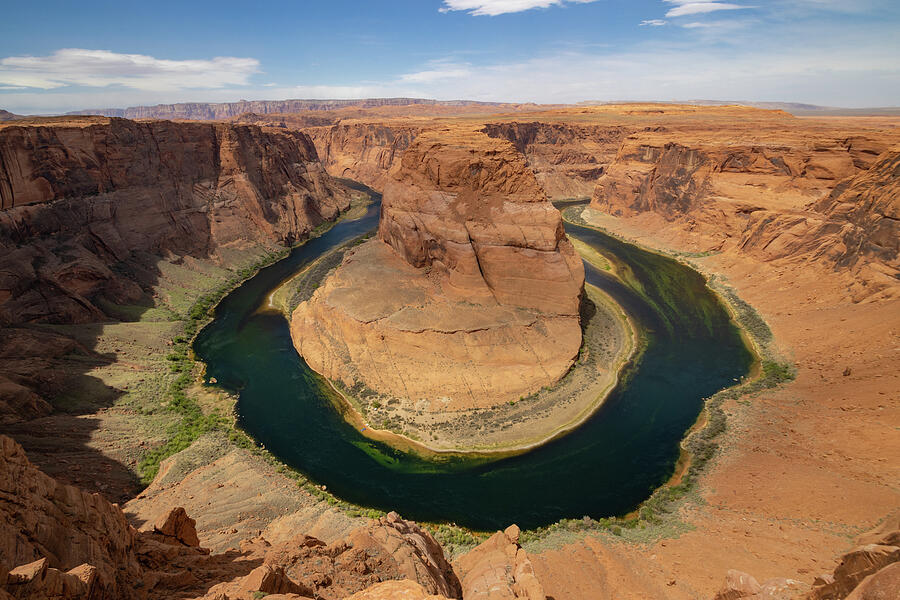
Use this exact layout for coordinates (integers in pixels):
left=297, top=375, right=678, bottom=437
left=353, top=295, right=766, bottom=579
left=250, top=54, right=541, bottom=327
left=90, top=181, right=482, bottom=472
left=194, top=183, right=753, bottom=530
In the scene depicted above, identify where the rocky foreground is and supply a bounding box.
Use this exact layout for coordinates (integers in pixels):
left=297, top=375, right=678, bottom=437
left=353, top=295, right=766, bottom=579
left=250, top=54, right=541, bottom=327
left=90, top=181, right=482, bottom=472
left=292, top=128, right=585, bottom=415
left=2, top=432, right=898, bottom=599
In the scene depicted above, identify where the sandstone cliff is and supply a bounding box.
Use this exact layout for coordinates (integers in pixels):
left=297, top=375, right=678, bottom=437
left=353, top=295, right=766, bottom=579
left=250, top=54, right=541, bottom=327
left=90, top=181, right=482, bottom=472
left=304, top=122, right=421, bottom=190
left=292, top=129, right=584, bottom=412
left=590, top=129, right=900, bottom=299
left=0, top=434, right=465, bottom=600
left=482, top=121, right=632, bottom=199
left=0, top=117, right=350, bottom=422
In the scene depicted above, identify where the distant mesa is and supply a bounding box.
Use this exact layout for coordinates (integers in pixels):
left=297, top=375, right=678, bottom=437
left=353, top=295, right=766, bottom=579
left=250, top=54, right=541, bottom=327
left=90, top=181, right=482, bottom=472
left=63, top=97, right=513, bottom=121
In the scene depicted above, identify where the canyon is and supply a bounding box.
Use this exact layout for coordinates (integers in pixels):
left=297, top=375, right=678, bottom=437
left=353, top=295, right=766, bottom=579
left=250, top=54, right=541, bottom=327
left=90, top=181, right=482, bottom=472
left=0, top=102, right=898, bottom=599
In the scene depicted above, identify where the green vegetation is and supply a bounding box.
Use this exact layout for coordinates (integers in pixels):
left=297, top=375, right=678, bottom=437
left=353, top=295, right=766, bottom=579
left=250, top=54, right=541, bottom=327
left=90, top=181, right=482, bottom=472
left=137, top=248, right=292, bottom=483
left=424, top=523, right=491, bottom=557
left=503, top=205, right=799, bottom=549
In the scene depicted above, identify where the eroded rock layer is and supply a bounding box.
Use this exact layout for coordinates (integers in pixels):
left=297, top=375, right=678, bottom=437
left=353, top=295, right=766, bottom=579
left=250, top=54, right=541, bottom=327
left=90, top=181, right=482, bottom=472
left=482, top=121, right=632, bottom=199
left=590, top=128, right=899, bottom=299
left=0, top=434, right=464, bottom=600
left=0, top=117, right=350, bottom=422
left=292, top=129, right=584, bottom=409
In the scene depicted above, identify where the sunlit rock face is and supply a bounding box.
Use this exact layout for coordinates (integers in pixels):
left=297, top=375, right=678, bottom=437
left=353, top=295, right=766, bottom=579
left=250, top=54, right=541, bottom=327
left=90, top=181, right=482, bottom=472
left=292, top=128, right=585, bottom=409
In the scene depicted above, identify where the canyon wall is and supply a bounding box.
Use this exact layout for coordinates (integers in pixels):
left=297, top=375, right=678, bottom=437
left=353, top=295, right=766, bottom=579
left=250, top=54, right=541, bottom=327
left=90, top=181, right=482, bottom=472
left=304, top=122, right=421, bottom=190
left=0, top=117, right=349, bottom=326
left=482, top=121, right=633, bottom=199
left=66, top=98, right=508, bottom=121
left=292, top=129, right=584, bottom=409
left=0, top=117, right=350, bottom=423
left=590, top=128, right=900, bottom=298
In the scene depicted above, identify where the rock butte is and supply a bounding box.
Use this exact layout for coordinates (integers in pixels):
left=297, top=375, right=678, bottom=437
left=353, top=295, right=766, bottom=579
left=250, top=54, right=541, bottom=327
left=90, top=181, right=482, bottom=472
left=1, top=100, right=898, bottom=599
left=291, top=128, right=585, bottom=410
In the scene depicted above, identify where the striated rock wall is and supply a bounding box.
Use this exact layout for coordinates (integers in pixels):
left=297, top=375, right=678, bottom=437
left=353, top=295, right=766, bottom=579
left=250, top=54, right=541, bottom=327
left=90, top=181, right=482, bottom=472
left=379, top=129, right=584, bottom=315
left=305, top=122, right=421, bottom=190
left=0, top=117, right=349, bottom=326
left=0, top=117, right=349, bottom=423
left=482, top=121, right=633, bottom=200
left=292, top=129, right=584, bottom=409
left=590, top=129, right=900, bottom=298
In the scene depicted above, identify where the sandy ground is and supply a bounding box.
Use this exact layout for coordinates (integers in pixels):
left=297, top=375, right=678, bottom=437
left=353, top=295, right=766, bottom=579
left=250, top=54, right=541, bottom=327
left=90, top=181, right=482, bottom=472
left=523, top=208, right=900, bottom=599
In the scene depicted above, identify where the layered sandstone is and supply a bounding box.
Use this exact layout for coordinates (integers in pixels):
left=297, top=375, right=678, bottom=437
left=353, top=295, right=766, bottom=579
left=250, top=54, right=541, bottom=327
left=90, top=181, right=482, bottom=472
left=482, top=121, right=632, bottom=199
left=0, top=117, right=349, bottom=421
left=0, top=117, right=348, bottom=325
left=454, top=525, right=545, bottom=600
left=305, top=122, right=421, bottom=190
left=292, top=129, right=584, bottom=411
left=0, top=434, right=464, bottom=600
left=590, top=127, right=900, bottom=299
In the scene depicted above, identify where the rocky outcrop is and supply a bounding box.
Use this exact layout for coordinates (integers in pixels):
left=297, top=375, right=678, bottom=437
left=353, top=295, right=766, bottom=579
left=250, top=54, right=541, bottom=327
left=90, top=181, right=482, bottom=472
left=304, top=122, right=421, bottom=190
left=1, top=433, right=466, bottom=600
left=807, top=542, right=900, bottom=600
left=292, top=129, right=584, bottom=410
left=590, top=128, right=900, bottom=299
left=710, top=523, right=900, bottom=600
left=732, top=147, right=899, bottom=298
left=208, top=512, right=461, bottom=600
left=482, top=121, right=633, bottom=199
left=454, top=525, right=545, bottom=600
left=344, top=580, right=453, bottom=600
left=379, top=129, right=584, bottom=315
left=0, top=117, right=349, bottom=420
left=0, top=434, right=204, bottom=599
left=711, top=570, right=806, bottom=600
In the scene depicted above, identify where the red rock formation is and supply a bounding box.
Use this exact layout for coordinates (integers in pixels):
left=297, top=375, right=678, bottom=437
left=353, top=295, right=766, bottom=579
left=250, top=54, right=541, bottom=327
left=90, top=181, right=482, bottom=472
left=0, top=117, right=350, bottom=420
left=303, top=121, right=420, bottom=190
left=482, top=121, right=633, bottom=199
left=380, top=129, right=584, bottom=315
left=292, top=129, right=584, bottom=412
left=1, top=433, right=143, bottom=598
left=738, top=147, right=900, bottom=295
left=590, top=127, right=900, bottom=299
left=454, top=525, right=545, bottom=600
left=1, top=434, right=465, bottom=600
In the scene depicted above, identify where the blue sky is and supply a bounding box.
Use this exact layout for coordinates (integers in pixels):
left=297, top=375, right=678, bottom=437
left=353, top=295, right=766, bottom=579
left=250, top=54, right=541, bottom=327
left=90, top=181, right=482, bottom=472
left=1, top=0, right=898, bottom=113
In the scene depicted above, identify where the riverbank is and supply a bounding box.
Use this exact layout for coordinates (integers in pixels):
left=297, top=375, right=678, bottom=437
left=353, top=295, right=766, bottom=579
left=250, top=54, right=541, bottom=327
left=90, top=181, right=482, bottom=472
left=300, top=282, right=639, bottom=457
left=520, top=205, right=899, bottom=599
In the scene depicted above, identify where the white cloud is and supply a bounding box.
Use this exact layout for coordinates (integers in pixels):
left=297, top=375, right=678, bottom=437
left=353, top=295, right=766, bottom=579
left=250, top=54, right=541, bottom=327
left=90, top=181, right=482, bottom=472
left=640, top=19, right=669, bottom=26
left=663, top=1, right=752, bottom=17
left=440, top=0, right=598, bottom=16
left=399, top=62, right=471, bottom=83
left=0, top=48, right=259, bottom=91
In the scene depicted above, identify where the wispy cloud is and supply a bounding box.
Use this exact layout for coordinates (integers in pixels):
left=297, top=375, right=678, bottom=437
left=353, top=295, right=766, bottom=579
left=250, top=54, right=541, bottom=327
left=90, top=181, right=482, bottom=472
left=400, top=63, right=471, bottom=83
left=0, top=48, right=259, bottom=91
left=440, top=0, right=598, bottom=17
left=663, top=1, right=753, bottom=18
left=640, top=19, right=669, bottom=26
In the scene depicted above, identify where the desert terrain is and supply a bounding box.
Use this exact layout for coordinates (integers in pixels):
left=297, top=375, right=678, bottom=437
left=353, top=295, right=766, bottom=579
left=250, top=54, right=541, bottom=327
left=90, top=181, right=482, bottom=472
left=1, top=100, right=898, bottom=599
